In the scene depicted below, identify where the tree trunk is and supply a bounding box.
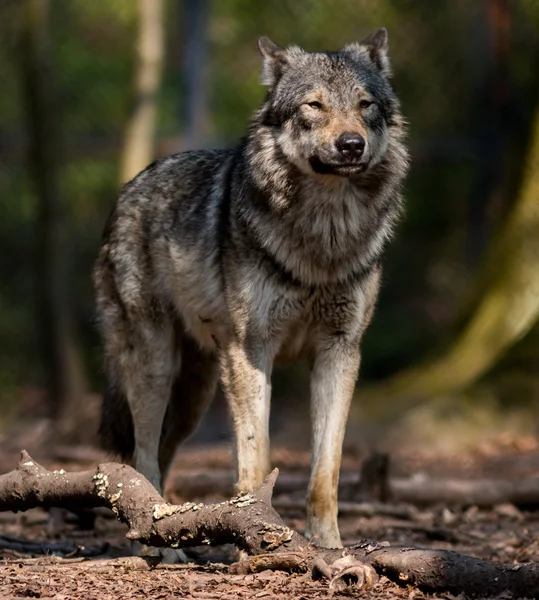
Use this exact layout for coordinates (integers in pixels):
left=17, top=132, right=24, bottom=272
left=361, top=103, right=539, bottom=415
left=180, top=0, right=210, bottom=149
left=19, top=0, right=88, bottom=431
left=119, top=0, right=165, bottom=184
left=466, top=0, right=511, bottom=265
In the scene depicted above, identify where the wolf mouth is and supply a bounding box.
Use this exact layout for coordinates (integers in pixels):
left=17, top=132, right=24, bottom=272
left=309, top=156, right=369, bottom=176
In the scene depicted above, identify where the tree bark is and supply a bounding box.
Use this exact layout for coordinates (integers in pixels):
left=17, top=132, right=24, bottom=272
left=360, top=103, right=539, bottom=414
left=2, top=453, right=539, bottom=596
left=19, top=0, right=88, bottom=430
left=180, top=0, right=210, bottom=149
left=119, top=0, right=165, bottom=184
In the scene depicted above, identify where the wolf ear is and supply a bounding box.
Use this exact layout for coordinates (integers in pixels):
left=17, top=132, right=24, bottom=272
left=258, top=37, right=288, bottom=87
left=345, top=27, right=391, bottom=77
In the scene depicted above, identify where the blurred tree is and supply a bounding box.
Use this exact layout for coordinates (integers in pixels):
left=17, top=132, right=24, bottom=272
left=467, top=0, right=511, bottom=265
left=1, top=0, right=538, bottom=422
left=19, top=0, right=88, bottom=433
left=181, top=0, right=210, bottom=149
left=119, top=0, right=164, bottom=183
left=362, top=101, right=539, bottom=413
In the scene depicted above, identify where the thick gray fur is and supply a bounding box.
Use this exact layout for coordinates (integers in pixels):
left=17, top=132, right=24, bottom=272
left=94, top=28, right=409, bottom=550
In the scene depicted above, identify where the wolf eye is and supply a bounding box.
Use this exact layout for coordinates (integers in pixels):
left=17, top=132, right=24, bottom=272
left=306, top=101, right=323, bottom=110
left=359, top=99, right=373, bottom=109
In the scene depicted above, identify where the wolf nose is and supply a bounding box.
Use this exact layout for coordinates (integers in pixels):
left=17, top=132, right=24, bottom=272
left=335, top=132, right=366, bottom=159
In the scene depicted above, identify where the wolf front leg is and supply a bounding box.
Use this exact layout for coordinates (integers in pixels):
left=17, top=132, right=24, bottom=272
left=220, top=340, right=272, bottom=493
left=306, top=337, right=361, bottom=548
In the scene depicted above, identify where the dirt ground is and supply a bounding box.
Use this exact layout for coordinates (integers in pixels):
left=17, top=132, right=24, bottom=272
left=2, top=433, right=539, bottom=599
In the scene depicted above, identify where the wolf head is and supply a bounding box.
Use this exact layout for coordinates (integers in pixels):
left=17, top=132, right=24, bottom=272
left=256, top=29, right=400, bottom=178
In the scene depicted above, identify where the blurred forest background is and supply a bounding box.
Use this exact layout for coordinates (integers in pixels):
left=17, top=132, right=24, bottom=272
left=1, top=0, right=539, bottom=453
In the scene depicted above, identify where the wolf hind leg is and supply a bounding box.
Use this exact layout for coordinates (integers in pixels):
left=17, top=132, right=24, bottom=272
left=139, top=334, right=219, bottom=566
left=116, top=319, right=176, bottom=494
left=103, top=307, right=183, bottom=562
left=114, top=315, right=182, bottom=562
left=158, top=333, right=220, bottom=489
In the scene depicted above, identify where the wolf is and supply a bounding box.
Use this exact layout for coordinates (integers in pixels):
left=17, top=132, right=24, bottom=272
left=93, top=27, right=408, bottom=550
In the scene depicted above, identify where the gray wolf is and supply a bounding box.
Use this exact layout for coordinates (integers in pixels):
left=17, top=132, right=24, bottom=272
left=93, top=27, right=408, bottom=549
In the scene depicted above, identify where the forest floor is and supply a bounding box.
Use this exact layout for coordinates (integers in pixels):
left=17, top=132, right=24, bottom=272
left=2, top=426, right=539, bottom=599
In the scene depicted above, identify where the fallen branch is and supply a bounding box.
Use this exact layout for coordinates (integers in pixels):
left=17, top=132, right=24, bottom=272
left=171, top=468, right=539, bottom=509
left=2, top=451, right=539, bottom=596
left=273, top=498, right=417, bottom=520
left=169, top=469, right=354, bottom=498
left=391, top=475, right=539, bottom=507
left=0, top=534, right=105, bottom=558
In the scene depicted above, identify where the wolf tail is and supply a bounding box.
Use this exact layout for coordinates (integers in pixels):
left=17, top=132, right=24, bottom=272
left=99, top=383, right=135, bottom=461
